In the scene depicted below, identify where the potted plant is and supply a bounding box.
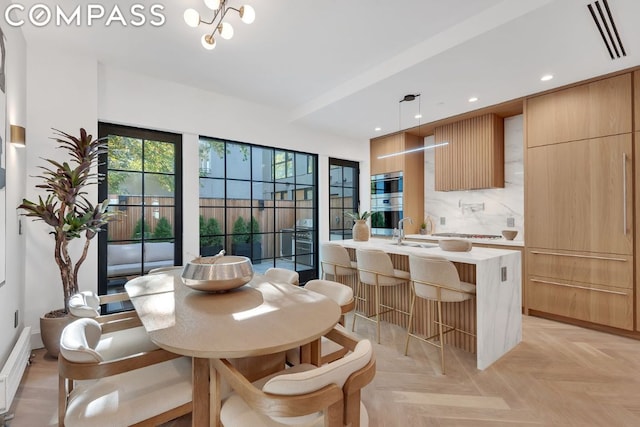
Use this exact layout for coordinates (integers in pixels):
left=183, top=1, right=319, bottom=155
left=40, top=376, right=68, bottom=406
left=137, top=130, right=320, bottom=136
left=420, top=222, right=427, bottom=235
left=199, top=215, right=224, bottom=256
left=345, top=211, right=371, bottom=242
left=231, top=216, right=262, bottom=263
left=18, top=128, right=117, bottom=357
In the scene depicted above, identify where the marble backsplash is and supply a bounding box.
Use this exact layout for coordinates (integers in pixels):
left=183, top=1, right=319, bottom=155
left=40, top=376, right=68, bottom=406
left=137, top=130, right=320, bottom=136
left=423, top=115, right=524, bottom=241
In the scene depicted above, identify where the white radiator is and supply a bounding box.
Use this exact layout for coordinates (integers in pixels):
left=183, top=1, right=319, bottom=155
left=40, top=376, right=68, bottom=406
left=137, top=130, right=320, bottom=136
left=0, top=327, right=31, bottom=414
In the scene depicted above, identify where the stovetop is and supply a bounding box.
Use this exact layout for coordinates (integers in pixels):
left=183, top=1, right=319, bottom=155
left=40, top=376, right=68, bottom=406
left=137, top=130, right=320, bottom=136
left=431, top=232, right=502, bottom=239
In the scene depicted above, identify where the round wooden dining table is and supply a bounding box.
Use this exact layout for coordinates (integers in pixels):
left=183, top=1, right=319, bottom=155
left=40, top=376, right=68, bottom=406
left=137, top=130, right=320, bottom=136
left=125, top=272, right=341, bottom=427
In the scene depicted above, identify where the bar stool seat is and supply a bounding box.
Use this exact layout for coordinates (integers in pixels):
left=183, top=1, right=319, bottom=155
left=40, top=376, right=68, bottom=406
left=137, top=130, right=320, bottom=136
left=405, top=254, right=476, bottom=374
left=353, top=248, right=410, bottom=344
left=320, top=243, right=358, bottom=282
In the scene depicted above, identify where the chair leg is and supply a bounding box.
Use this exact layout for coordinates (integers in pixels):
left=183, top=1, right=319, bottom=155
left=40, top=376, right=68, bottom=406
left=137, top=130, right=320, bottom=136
left=404, top=291, right=416, bottom=356
left=437, top=299, right=445, bottom=375
left=352, top=280, right=361, bottom=332
left=375, top=283, right=381, bottom=344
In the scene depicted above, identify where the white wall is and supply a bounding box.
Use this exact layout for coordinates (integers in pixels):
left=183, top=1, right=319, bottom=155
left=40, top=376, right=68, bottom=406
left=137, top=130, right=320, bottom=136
left=21, top=57, right=369, bottom=346
left=24, top=47, right=98, bottom=348
left=424, top=115, right=524, bottom=240
left=0, top=1, right=28, bottom=363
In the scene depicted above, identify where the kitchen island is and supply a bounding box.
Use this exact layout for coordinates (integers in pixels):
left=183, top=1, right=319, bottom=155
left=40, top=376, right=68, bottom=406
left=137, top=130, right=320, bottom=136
left=332, top=238, right=521, bottom=370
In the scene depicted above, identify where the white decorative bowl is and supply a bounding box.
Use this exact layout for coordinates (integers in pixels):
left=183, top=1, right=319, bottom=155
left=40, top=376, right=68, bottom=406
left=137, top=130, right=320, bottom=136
left=181, top=255, right=254, bottom=292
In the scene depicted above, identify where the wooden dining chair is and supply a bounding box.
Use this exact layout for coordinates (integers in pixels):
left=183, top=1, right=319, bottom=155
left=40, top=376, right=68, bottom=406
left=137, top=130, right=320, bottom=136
left=68, top=290, right=158, bottom=357
left=58, top=318, right=193, bottom=427
left=216, top=327, right=376, bottom=427
left=264, top=267, right=300, bottom=286
left=405, top=254, right=476, bottom=374
left=287, top=279, right=356, bottom=366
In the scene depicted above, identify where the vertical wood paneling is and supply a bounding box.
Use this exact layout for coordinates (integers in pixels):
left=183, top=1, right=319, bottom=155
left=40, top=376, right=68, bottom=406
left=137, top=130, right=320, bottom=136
left=337, top=248, right=477, bottom=353
left=434, top=113, right=504, bottom=191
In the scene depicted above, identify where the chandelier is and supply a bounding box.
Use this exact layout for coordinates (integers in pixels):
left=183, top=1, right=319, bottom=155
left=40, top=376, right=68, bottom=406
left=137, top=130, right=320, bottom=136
left=184, top=0, right=255, bottom=50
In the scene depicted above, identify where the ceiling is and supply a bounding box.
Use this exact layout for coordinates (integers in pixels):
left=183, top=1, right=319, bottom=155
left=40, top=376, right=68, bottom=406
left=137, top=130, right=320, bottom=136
left=17, top=0, right=640, bottom=140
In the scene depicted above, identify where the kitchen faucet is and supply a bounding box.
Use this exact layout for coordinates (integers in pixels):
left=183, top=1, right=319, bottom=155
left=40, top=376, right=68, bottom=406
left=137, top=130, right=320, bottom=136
left=395, top=217, right=413, bottom=245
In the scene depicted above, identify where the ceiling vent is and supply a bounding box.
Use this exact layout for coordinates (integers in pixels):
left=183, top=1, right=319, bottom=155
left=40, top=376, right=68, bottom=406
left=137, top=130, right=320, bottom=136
left=587, top=0, right=626, bottom=60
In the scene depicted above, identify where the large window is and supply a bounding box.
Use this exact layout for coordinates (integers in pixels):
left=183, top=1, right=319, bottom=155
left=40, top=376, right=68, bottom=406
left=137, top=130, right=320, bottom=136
left=98, top=123, right=182, bottom=298
left=199, top=138, right=318, bottom=284
left=329, top=158, right=360, bottom=240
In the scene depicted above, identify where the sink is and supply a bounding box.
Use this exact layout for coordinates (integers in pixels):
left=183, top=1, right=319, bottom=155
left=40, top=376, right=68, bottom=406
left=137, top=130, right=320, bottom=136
left=387, top=241, right=437, bottom=249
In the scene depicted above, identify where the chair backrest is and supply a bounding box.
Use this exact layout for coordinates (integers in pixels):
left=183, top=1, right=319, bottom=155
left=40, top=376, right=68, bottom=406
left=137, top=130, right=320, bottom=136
left=355, top=248, right=397, bottom=286
left=321, top=243, right=356, bottom=276
left=68, top=291, right=101, bottom=318
left=264, top=267, right=300, bottom=286
left=262, top=339, right=372, bottom=425
left=408, top=254, right=468, bottom=302
left=305, top=279, right=354, bottom=310
left=264, top=339, right=372, bottom=395
left=148, top=265, right=183, bottom=274
left=60, top=318, right=104, bottom=363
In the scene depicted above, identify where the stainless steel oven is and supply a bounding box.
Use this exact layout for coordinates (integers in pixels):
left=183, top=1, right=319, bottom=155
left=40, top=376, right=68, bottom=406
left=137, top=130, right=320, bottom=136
left=371, top=171, right=403, bottom=236
left=371, top=171, right=403, bottom=196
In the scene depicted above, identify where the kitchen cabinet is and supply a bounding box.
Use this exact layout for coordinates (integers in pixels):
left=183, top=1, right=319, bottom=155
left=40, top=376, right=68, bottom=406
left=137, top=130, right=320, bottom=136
left=369, top=132, right=424, bottom=234
left=527, top=73, right=632, bottom=148
left=434, top=113, right=504, bottom=191
left=635, top=71, right=640, bottom=129
left=526, top=134, right=633, bottom=255
left=525, top=72, right=636, bottom=332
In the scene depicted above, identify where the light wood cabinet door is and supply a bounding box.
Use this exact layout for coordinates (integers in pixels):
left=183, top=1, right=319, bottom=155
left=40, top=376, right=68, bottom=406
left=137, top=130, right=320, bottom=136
left=527, top=73, right=632, bottom=148
left=526, top=134, right=633, bottom=255
left=635, top=71, right=640, bottom=131
left=370, top=134, right=404, bottom=175
left=434, top=113, right=504, bottom=191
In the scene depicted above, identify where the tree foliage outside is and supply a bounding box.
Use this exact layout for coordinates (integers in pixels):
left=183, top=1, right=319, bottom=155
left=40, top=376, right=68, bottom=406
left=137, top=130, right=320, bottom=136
left=153, top=217, right=173, bottom=241
left=107, top=135, right=175, bottom=194
left=199, top=139, right=249, bottom=176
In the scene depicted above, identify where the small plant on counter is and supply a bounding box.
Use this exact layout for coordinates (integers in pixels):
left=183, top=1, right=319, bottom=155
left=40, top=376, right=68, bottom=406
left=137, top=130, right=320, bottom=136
left=345, top=211, right=372, bottom=221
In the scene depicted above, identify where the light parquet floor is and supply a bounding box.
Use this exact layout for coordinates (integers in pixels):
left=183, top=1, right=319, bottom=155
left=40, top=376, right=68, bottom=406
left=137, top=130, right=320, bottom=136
left=6, top=315, right=640, bottom=426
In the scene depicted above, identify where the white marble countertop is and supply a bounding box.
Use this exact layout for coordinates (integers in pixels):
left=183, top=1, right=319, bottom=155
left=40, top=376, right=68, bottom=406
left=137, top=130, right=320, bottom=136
left=404, top=234, right=525, bottom=247
left=335, top=238, right=520, bottom=264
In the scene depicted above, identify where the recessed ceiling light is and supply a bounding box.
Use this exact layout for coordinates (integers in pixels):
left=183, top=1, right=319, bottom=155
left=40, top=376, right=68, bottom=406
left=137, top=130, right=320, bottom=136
left=374, top=127, right=381, bottom=132
left=541, top=74, right=554, bottom=82
left=468, top=97, right=478, bottom=103
left=414, top=114, right=422, bottom=119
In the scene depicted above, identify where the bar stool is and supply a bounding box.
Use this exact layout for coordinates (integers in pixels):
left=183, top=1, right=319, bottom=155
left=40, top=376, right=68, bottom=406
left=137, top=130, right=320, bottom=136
left=405, top=254, right=476, bottom=374
left=353, top=248, right=410, bottom=344
left=320, top=243, right=358, bottom=282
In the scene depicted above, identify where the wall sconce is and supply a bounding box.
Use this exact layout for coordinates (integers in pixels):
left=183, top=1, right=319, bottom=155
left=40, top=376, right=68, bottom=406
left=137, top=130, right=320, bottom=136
left=10, top=125, right=25, bottom=147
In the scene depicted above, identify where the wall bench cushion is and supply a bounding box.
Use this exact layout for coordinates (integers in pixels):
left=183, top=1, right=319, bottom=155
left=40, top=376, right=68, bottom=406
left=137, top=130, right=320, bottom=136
left=107, top=242, right=175, bottom=277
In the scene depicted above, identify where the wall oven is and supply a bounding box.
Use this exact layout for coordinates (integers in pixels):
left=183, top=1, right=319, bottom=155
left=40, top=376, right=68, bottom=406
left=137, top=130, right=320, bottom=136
left=371, top=172, right=403, bottom=236
left=371, top=171, right=403, bottom=196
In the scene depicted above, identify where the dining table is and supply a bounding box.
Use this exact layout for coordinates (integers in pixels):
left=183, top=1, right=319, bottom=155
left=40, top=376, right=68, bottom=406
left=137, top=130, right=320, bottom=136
left=125, top=271, right=341, bottom=427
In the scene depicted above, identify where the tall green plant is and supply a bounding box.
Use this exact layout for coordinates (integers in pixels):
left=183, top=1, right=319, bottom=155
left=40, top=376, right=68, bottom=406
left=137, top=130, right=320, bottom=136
left=131, top=218, right=151, bottom=240
left=232, top=216, right=249, bottom=244
left=18, top=128, right=118, bottom=314
left=200, top=215, right=223, bottom=247
left=153, top=217, right=173, bottom=241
